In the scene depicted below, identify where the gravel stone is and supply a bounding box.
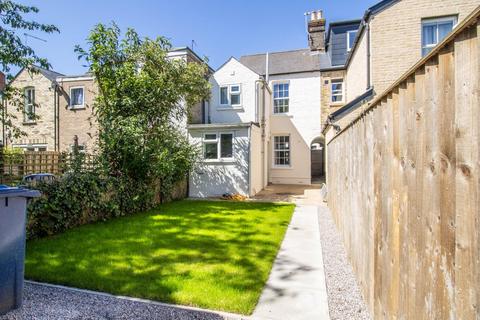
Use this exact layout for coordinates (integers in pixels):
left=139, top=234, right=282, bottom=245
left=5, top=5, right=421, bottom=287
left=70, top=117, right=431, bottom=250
left=318, top=205, right=372, bottom=320
left=0, top=282, right=244, bottom=320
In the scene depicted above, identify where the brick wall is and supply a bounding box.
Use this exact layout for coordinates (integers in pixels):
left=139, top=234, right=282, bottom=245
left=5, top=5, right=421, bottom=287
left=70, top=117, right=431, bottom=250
left=57, top=78, right=99, bottom=152
left=6, top=69, right=55, bottom=150
left=320, top=69, right=346, bottom=128
left=345, top=30, right=369, bottom=102
left=371, top=0, right=479, bottom=95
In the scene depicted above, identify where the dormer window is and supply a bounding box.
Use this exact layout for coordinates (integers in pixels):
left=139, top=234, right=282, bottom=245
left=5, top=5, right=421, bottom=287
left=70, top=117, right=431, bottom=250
left=347, top=30, right=357, bottom=52
left=70, top=87, right=85, bottom=108
left=219, top=84, right=242, bottom=107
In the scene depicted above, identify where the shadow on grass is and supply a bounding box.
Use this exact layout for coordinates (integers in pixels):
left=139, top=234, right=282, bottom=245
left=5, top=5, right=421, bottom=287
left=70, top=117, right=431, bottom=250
left=25, top=200, right=294, bottom=314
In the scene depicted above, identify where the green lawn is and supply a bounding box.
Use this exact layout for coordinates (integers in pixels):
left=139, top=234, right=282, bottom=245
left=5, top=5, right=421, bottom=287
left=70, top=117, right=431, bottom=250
left=25, top=200, right=294, bottom=314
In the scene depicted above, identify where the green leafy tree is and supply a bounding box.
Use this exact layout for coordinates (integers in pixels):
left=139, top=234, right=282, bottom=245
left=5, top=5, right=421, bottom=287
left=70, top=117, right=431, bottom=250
left=0, top=0, right=59, bottom=139
left=76, top=23, right=210, bottom=198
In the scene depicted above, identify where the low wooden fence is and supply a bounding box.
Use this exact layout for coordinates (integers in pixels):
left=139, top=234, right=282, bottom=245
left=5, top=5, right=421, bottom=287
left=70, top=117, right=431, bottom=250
left=0, top=151, right=94, bottom=185
left=326, top=8, right=480, bottom=320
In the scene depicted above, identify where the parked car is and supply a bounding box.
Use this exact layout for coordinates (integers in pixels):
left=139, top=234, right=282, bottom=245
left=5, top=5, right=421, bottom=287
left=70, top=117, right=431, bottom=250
left=20, top=173, right=56, bottom=187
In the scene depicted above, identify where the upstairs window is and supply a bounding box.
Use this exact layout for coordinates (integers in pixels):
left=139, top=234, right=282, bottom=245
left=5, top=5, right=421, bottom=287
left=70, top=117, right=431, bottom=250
left=70, top=87, right=84, bottom=108
left=422, top=16, right=457, bottom=56
left=347, top=30, right=357, bottom=52
left=24, top=87, right=35, bottom=123
left=219, top=84, right=241, bottom=107
left=273, top=82, right=289, bottom=114
left=230, top=85, right=241, bottom=106
left=331, top=79, right=344, bottom=103
left=220, top=87, right=229, bottom=105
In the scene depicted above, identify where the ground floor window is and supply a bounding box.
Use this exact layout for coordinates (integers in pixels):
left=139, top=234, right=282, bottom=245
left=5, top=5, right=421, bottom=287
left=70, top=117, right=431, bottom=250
left=203, top=132, right=234, bottom=160
left=273, top=135, right=290, bottom=167
left=13, top=144, right=48, bottom=152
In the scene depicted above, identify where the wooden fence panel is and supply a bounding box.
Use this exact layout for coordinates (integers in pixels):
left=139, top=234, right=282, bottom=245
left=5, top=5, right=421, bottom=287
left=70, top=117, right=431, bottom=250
left=326, top=13, right=480, bottom=320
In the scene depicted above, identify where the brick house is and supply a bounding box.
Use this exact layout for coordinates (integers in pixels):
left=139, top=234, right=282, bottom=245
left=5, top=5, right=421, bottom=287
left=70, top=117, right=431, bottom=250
left=2, top=67, right=96, bottom=152
left=2, top=47, right=209, bottom=152
left=323, top=0, right=480, bottom=138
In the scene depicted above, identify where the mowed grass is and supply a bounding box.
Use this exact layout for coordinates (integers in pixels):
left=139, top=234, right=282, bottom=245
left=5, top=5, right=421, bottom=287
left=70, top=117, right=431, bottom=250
left=25, top=200, right=294, bottom=314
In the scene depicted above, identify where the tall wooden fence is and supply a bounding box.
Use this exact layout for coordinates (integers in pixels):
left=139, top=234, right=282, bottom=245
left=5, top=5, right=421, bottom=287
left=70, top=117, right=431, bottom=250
left=326, top=8, right=480, bottom=320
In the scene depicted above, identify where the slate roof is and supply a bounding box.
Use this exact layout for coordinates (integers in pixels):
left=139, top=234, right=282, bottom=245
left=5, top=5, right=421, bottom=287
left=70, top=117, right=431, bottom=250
left=239, top=49, right=321, bottom=76
left=32, top=66, right=64, bottom=82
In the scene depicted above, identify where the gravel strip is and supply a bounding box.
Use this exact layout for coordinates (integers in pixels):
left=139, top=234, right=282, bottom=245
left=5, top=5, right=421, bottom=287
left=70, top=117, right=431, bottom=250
left=0, top=282, right=245, bottom=320
left=318, top=205, right=371, bottom=320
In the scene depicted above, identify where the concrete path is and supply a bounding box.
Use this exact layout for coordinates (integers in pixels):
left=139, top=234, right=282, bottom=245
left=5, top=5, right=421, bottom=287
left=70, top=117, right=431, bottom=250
left=252, top=203, right=330, bottom=320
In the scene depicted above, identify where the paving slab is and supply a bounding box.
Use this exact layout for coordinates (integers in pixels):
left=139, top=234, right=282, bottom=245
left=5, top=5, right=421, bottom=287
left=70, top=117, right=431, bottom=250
left=252, top=204, right=330, bottom=320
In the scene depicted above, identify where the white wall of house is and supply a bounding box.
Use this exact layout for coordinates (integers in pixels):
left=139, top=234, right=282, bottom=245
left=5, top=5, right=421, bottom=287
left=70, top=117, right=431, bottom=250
left=209, top=58, right=261, bottom=124
left=268, top=71, right=321, bottom=185
left=188, top=125, right=251, bottom=197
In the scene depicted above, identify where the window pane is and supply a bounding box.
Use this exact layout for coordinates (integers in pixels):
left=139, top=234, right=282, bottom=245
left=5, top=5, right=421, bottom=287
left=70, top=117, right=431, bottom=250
left=231, top=93, right=240, bottom=105
left=230, top=85, right=240, bottom=93
left=220, top=134, right=233, bottom=158
left=422, top=24, right=437, bottom=46
left=438, top=21, right=453, bottom=41
left=24, top=88, right=35, bottom=121
left=220, top=87, right=228, bottom=104
left=204, top=134, right=217, bottom=140
left=204, top=143, right=218, bottom=159
left=348, top=31, right=357, bottom=50
left=71, top=88, right=84, bottom=106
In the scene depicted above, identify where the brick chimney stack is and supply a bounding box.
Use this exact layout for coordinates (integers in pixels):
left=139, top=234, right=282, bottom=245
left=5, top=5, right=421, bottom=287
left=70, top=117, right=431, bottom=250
left=307, top=10, right=326, bottom=52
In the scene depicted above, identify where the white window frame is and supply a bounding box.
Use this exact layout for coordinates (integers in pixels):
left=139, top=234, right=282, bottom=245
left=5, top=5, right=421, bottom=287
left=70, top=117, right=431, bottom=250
left=202, top=132, right=234, bottom=161
left=218, top=84, right=242, bottom=107
left=24, top=87, right=35, bottom=123
left=272, top=81, right=290, bottom=114
left=347, top=30, right=357, bottom=52
left=229, top=85, right=242, bottom=107
left=421, top=16, right=458, bottom=56
left=272, top=135, right=291, bottom=168
left=330, top=78, right=344, bottom=104
left=13, top=144, right=48, bottom=152
left=69, top=86, right=85, bottom=109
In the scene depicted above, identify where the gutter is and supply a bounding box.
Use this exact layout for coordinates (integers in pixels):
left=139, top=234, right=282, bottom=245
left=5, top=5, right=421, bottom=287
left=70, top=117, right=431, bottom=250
left=322, top=88, right=375, bottom=135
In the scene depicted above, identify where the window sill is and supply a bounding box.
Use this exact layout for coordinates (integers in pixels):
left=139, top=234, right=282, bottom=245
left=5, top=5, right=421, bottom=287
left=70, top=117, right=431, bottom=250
left=272, top=113, right=293, bottom=118
left=330, top=102, right=344, bottom=107
left=22, top=121, right=36, bottom=125
left=203, top=159, right=236, bottom=164
left=69, top=105, right=86, bottom=110
left=272, top=165, right=293, bottom=170
left=217, top=106, right=244, bottom=111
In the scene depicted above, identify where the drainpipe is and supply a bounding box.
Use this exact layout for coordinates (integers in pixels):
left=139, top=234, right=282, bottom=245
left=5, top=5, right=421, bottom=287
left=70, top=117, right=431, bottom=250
left=247, top=125, right=251, bottom=196
left=262, top=52, right=269, bottom=188
left=53, top=84, right=57, bottom=151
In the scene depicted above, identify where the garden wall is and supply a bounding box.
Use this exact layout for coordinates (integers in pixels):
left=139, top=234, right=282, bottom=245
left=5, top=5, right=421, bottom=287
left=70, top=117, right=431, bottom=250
left=326, top=8, right=480, bottom=319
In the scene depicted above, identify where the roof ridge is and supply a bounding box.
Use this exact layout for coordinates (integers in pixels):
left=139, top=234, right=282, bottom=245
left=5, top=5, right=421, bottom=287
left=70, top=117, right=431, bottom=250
left=240, top=48, right=310, bottom=58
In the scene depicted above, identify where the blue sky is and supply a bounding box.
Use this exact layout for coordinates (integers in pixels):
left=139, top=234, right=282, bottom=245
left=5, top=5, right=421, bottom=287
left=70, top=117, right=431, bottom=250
left=21, top=0, right=378, bottom=74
